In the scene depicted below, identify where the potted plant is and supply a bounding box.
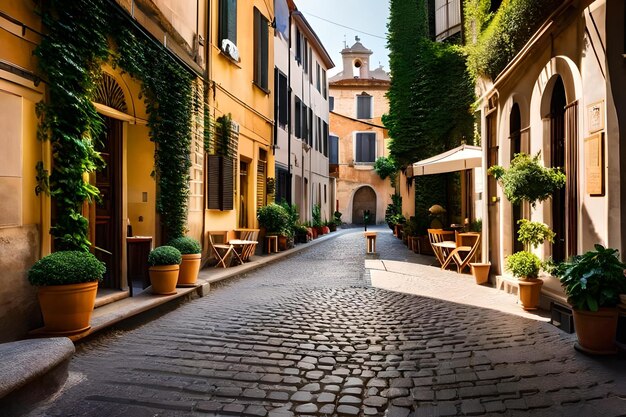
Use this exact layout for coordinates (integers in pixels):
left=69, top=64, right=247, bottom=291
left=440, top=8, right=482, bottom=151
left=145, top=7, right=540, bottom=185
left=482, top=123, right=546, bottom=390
left=312, top=204, right=324, bottom=235
left=168, top=236, right=201, bottom=286
left=258, top=203, right=290, bottom=251
left=467, top=219, right=490, bottom=284
left=294, top=223, right=310, bottom=244
left=505, top=220, right=555, bottom=309
left=148, top=246, right=181, bottom=295
left=28, top=251, right=106, bottom=334
left=555, top=245, right=626, bottom=354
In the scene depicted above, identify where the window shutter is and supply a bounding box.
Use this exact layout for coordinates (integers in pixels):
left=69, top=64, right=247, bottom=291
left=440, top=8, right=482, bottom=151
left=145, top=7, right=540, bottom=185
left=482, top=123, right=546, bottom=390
left=357, top=94, right=372, bottom=119
left=219, top=0, right=237, bottom=44
left=222, top=157, right=234, bottom=210
left=308, top=108, right=313, bottom=146
left=254, top=8, right=269, bottom=90
left=295, top=98, right=301, bottom=138
left=256, top=160, right=266, bottom=209
left=207, top=155, right=220, bottom=209
left=368, top=134, right=376, bottom=162
left=329, top=135, right=338, bottom=164
left=278, top=72, right=288, bottom=127
left=323, top=122, right=328, bottom=157
left=356, top=133, right=364, bottom=162
left=329, top=96, right=334, bottom=112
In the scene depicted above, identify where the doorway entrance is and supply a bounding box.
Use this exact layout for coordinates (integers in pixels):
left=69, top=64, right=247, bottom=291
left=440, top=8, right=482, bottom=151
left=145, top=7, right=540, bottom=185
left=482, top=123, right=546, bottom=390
left=95, top=116, right=123, bottom=289
left=352, top=186, right=376, bottom=225
left=550, top=77, right=566, bottom=263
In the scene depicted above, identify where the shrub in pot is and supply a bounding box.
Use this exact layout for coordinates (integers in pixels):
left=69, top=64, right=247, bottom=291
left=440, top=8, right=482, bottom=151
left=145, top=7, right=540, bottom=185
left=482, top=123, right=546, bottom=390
left=506, top=251, right=542, bottom=310
left=258, top=203, right=290, bottom=250
left=312, top=204, right=323, bottom=234
left=148, top=246, right=181, bottom=295
left=168, top=237, right=201, bottom=286
left=556, top=244, right=626, bottom=354
left=28, top=250, right=105, bottom=334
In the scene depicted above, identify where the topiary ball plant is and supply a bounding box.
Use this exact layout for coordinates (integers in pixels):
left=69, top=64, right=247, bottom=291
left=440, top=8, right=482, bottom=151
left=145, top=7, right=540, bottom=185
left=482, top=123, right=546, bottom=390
left=28, top=251, right=106, bottom=286
left=168, top=237, right=201, bottom=255
left=148, top=246, right=182, bottom=267
left=257, top=203, right=290, bottom=235
left=506, top=251, right=541, bottom=280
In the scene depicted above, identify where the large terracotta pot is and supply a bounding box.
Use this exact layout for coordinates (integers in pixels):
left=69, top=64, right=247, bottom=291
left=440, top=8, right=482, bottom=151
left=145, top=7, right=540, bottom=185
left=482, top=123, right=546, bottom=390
left=149, top=265, right=179, bottom=295
left=573, top=308, right=619, bottom=355
left=37, top=281, right=99, bottom=334
left=470, top=263, right=491, bottom=285
left=518, top=278, right=543, bottom=310
left=278, top=235, right=288, bottom=251
left=178, top=254, right=200, bottom=286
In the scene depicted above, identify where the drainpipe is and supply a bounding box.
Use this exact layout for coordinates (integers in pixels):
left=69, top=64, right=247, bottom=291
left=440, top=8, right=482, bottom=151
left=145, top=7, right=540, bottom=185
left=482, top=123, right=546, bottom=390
left=286, top=12, right=293, bottom=206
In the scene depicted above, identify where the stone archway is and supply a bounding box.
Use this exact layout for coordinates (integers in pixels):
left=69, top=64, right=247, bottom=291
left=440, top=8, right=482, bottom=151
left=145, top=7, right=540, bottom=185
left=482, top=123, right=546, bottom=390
left=352, top=186, right=376, bottom=225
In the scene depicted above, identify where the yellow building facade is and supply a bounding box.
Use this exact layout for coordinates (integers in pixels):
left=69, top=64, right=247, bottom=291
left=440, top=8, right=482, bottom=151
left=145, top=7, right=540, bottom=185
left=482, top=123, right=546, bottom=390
left=205, top=0, right=275, bottom=236
left=0, top=0, right=207, bottom=341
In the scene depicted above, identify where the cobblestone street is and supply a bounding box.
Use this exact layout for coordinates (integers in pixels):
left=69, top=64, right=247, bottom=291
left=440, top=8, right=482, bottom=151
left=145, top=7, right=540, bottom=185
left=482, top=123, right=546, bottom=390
left=29, top=228, right=626, bottom=417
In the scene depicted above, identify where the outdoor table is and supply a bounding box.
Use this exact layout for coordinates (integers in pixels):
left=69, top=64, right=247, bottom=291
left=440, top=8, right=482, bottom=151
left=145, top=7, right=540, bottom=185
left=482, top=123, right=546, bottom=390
left=228, top=239, right=257, bottom=264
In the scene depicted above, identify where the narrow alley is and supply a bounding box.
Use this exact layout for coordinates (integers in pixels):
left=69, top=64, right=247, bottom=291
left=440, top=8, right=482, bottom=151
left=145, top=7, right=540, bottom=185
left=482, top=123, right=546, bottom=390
left=28, top=228, right=626, bottom=417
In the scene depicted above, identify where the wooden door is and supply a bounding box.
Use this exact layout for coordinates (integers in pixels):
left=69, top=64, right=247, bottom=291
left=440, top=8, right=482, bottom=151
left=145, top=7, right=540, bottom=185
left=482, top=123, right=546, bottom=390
left=95, top=117, right=123, bottom=289
left=486, top=111, right=500, bottom=274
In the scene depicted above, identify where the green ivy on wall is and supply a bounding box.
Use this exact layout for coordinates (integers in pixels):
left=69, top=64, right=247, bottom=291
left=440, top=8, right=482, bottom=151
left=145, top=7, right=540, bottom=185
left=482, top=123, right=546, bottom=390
left=36, top=0, right=193, bottom=250
left=464, top=0, right=562, bottom=80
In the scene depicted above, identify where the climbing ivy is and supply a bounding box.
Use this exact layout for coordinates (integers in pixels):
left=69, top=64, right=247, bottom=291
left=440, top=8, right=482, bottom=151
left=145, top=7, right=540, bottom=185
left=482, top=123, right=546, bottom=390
left=36, top=0, right=193, bottom=249
left=464, top=0, right=562, bottom=80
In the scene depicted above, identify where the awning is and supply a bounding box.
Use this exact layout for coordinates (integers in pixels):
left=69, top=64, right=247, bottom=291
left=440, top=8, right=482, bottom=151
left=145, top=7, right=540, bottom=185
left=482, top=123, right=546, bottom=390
left=412, top=144, right=482, bottom=176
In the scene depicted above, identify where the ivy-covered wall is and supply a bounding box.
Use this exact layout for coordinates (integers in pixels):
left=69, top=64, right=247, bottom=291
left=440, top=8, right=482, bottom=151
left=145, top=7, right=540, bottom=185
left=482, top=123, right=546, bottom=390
left=464, top=0, right=563, bottom=80
left=36, top=0, right=193, bottom=250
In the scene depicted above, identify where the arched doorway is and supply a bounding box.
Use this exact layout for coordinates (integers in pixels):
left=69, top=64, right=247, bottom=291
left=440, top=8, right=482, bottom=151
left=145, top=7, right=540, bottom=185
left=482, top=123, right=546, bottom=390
left=509, top=103, right=523, bottom=253
left=550, top=77, right=566, bottom=262
left=352, top=186, right=376, bottom=225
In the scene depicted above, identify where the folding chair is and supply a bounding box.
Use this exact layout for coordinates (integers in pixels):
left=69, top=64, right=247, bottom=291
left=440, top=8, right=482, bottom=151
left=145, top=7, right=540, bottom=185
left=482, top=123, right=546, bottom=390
left=428, top=229, right=456, bottom=266
left=441, top=232, right=481, bottom=273
left=207, top=231, right=235, bottom=268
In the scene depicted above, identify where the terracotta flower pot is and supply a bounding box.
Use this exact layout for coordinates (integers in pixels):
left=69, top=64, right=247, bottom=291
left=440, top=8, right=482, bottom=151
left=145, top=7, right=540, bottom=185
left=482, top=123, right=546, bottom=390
left=322, top=226, right=330, bottom=234
left=149, top=265, right=179, bottom=295
left=518, top=278, right=543, bottom=310
left=178, top=253, right=200, bottom=286
left=573, top=308, right=619, bottom=355
left=470, top=263, right=491, bottom=285
left=37, top=281, right=99, bottom=334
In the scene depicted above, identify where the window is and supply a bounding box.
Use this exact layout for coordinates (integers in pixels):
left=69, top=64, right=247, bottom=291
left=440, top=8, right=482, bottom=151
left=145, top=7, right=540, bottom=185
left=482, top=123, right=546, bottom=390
left=329, top=135, right=339, bottom=164
left=316, top=116, right=321, bottom=151
left=276, top=167, right=289, bottom=203
left=295, top=97, right=302, bottom=138
left=303, top=37, right=309, bottom=73
left=308, top=108, right=313, bottom=146
left=322, top=69, right=327, bottom=99
left=302, top=103, right=309, bottom=142
left=435, top=0, right=462, bottom=40
left=219, top=0, right=237, bottom=54
left=329, top=96, right=334, bottom=112
left=355, top=132, right=376, bottom=163
left=275, top=69, right=288, bottom=128
left=316, top=62, right=321, bottom=92
left=308, top=47, right=312, bottom=82
left=356, top=93, right=373, bottom=119
left=295, top=29, right=302, bottom=64
left=254, top=8, right=269, bottom=91
left=322, top=121, right=328, bottom=157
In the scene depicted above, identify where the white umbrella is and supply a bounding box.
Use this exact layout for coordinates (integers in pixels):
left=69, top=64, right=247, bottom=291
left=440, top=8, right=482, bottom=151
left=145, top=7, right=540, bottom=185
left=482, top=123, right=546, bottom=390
left=412, top=144, right=482, bottom=176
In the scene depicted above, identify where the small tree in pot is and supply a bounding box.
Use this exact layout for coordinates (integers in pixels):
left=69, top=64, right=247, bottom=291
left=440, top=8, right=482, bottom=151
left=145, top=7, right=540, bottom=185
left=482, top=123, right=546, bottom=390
left=148, top=246, right=181, bottom=295
left=555, top=245, right=626, bottom=354
left=168, top=237, right=201, bottom=286
left=28, top=251, right=105, bottom=334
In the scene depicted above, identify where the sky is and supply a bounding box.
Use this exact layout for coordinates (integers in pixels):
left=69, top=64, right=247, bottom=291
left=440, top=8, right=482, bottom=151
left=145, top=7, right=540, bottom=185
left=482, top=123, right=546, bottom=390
left=295, top=0, right=391, bottom=76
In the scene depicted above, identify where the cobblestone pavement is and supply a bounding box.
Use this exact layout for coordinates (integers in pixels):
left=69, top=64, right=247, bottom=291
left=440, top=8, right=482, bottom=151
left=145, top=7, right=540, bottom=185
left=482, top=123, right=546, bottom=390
left=29, top=227, right=626, bottom=417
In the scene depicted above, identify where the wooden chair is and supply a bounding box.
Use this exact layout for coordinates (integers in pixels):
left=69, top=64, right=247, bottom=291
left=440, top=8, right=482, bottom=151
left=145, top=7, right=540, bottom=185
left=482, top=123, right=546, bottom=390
left=207, top=231, right=235, bottom=268
left=428, top=229, right=456, bottom=266
left=441, top=232, right=481, bottom=273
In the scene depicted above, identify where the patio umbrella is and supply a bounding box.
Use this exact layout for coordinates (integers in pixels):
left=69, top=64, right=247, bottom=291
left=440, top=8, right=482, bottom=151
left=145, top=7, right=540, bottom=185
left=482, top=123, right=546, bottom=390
left=412, top=144, right=482, bottom=176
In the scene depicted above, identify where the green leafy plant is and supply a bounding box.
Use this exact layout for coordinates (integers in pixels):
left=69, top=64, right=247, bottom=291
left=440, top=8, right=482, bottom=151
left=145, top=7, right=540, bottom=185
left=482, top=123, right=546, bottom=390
left=555, top=245, right=626, bottom=312
left=517, top=219, right=555, bottom=249
left=28, top=251, right=106, bottom=286
left=374, top=156, right=398, bottom=186
left=469, top=218, right=482, bottom=232
left=312, top=204, right=322, bottom=228
left=488, top=152, right=566, bottom=207
left=36, top=0, right=194, bottom=249
left=148, top=246, right=182, bottom=267
left=258, top=203, right=291, bottom=236
left=506, top=251, right=541, bottom=280
left=385, top=193, right=403, bottom=229
left=464, top=0, right=562, bottom=80
left=278, top=201, right=299, bottom=235
left=167, top=237, right=201, bottom=255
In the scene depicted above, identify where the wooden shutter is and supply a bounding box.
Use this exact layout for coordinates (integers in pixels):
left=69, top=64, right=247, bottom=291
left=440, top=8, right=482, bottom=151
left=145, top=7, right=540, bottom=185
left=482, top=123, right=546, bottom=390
left=357, top=94, right=372, bottom=119
left=257, top=160, right=266, bottom=209
left=329, top=96, right=334, bottom=112
left=368, top=133, right=376, bottom=162
left=278, top=72, right=288, bottom=127
left=356, top=133, right=363, bottom=162
left=207, top=155, right=220, bottom=209
left=207, top=155, right=234, bottom=210
left=295, top=98, right=301, bottom=138
left=222, top=157, right=234, bottom=210
left=254, top=8, right=269, bottom=90
left=323, top=122, right=328, bottom=157
left=329, top=135, right=338, bottom=164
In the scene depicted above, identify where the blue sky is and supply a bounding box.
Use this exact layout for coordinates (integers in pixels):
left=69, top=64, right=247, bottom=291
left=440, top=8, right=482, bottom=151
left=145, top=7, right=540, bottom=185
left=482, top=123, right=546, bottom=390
left=295, top=0, right=391, bottom=75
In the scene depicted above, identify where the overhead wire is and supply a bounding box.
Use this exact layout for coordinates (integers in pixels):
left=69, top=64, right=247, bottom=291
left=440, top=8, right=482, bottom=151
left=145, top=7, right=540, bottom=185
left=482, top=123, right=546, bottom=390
left=299, top=9, right=387, bottom=40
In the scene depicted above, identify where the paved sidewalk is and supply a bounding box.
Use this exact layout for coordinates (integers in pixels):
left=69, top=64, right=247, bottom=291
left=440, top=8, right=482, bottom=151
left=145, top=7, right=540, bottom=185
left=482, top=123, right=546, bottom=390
left=24, top=226, right=626, bottom=417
